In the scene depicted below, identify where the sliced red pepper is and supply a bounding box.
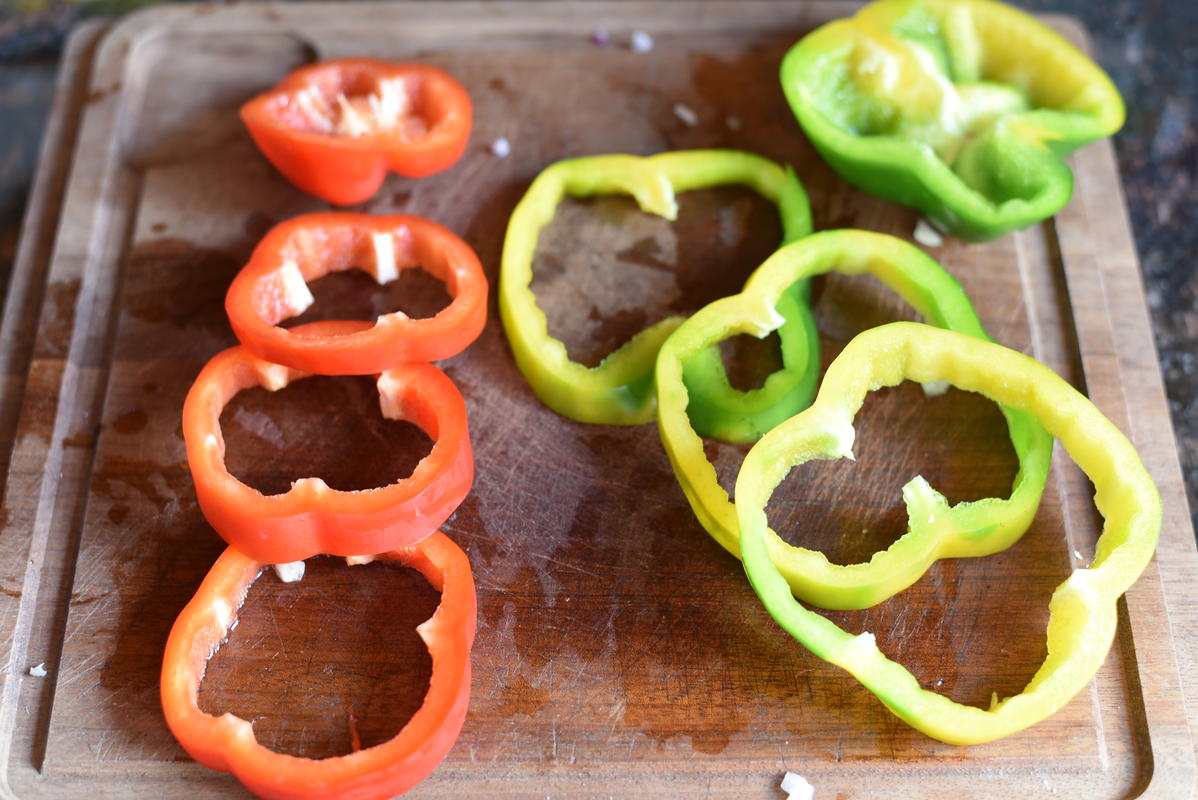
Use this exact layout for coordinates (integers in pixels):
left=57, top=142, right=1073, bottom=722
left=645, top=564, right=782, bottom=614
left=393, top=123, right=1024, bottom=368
left=182, top=321, right=472, bottom=563
left=226, top=213, right=487, bottom=375
left=240, top=58, right=472, bottom=205
left=161, top=532, right=476, bottom=799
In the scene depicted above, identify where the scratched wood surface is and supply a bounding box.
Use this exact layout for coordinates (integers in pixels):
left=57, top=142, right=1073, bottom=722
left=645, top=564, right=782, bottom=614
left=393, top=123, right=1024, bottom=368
left=0, top=3, right=1195, bottom=798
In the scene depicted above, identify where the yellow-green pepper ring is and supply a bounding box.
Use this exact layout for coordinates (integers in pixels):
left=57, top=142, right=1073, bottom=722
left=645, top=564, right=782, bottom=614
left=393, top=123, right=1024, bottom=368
left=498, top=150, right=811, bottom=427
left=738, top=322, right=1160, bottom=745
left=680, top=285, right=820, bottom=445
left=655, top=230, right=1053, bottom=609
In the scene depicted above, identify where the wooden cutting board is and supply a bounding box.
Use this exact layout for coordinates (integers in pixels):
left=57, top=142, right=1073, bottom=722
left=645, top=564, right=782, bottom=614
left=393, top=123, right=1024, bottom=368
left=1, top=3, right=1196, bottom=798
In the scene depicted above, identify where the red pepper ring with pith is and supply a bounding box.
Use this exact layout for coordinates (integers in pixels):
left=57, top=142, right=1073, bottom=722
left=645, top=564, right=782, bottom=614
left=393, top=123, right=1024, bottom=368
left=161, top=533, right=476, bottom=800
left=226, top=213, right=487, bottom=375
left=183, top=321, right=472, bottom=563
left=240, top=58, right=472, bottom=206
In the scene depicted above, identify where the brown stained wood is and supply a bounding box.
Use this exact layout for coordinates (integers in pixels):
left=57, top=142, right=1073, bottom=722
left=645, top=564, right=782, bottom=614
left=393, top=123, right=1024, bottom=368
left=534, top=188, right=782, bottom=367
left=220, top=376, right=433, bottom=496
left=283, top=266, right=453, bottom=329
left=718, top=330, right=786, bottom=392
left=0, top=4, right=1195, bottom=799
left=198, top=558, right=441, bottom=760
left=0, top=29, right=100, bottom=487
left=761, top=384, right=1020, bottom=545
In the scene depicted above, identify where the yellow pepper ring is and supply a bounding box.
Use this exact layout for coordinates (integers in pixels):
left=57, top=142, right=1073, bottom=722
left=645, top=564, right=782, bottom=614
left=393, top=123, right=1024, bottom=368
left=498, top=150, right=811, bottom=426
left=737, top=322, right=1161, bottom=745
left=655, top=230, right=1054, bottom=610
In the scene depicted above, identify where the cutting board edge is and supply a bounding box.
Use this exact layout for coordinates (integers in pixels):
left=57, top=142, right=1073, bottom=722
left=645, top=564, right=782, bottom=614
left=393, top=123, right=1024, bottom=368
left=0, top=3, right=1194, bottom=799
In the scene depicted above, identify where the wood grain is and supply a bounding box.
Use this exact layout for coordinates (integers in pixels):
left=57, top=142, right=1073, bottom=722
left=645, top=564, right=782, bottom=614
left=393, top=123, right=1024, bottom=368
left=0, top=4, right=1194, bottom=799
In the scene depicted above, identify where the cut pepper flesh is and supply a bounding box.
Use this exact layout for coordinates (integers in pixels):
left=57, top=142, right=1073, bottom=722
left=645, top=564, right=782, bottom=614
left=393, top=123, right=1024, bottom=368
left=498, top=149, right=812, bottom=427
left=240, top=58, right=472, bottom=206
left=656, top=230, right=1053, bottom=609
left=780, top=0, right=1125, bottom=240
left=182, top=320, right=473, bottom=563
left=737, top=322, right=1160, bottom=745
left=296, top=76, right=426, bottom=140
left=161, top=532, right=476, bottom=799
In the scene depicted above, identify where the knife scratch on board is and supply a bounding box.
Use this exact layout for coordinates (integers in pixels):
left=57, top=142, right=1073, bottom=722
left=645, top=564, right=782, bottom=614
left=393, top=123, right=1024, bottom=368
left=62, top=598, right=106, bottom=645
left=55, top=652, right=100, bottom=692
left=601, top=696, right=628, bottom=746
left=525, top=550, right=601, bottom=579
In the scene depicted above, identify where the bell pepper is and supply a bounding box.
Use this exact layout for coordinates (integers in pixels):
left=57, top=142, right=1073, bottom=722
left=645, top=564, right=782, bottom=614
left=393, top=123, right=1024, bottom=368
left=655, top=230, right=1053, bottom=609
left=779, top=0, right=1125, bottom=241
left=677, top=285, right=819, bottom=446
left=498, top=149, right=813, bottom=427
left=182, top=321, right=472, bottom=563
left=737, top=322, right=1161, bottom=744
left=161, top=531, right=476, bottom=799
left=226, top=213, right=487, bottom=375
left=240, top=58, right=472, bottom=206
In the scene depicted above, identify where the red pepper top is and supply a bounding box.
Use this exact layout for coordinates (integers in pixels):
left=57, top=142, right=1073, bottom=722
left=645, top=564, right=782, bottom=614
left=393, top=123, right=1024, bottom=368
left=240, top=58, right=473, bottom=205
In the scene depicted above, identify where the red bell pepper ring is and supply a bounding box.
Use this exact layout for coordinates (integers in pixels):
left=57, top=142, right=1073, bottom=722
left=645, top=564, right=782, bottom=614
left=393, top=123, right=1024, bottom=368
left=161, top=532, right=476, bottom=800
left=226, top=213, right=487, bottom=375
left=182, top=321, right=473, bottom=563
left=240, top=58, right=472, bottom=205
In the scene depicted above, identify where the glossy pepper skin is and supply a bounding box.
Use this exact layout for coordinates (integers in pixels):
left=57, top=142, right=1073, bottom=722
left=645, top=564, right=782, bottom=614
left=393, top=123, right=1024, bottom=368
left=182, top=321, right=473, bottom=563
left=226, top=213, right=487, bottom=375
left=241, top=59, right=472, bottom=206
left=499, top=149, right=812, bottom=427
left=656, top=230, right=1053, bottom=609
left=680, top=284, right=819, bottom=445
left=780, top=0, right=1124, bottom=241
left=737, top=322, right=1161, bottom=745
left=161, top=533, right=476, bottom=799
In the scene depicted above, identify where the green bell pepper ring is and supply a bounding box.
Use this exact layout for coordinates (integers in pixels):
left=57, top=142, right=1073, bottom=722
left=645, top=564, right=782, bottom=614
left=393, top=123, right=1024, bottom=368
left=655, top=230, right=1053, bottom=609
left=737, top=322, right=1161, bottom=745
left=679, top=283, right=820, bottom=445
left=780, top=0, right=1125, bottom=241
left=498, top=150, right=812, bottom=427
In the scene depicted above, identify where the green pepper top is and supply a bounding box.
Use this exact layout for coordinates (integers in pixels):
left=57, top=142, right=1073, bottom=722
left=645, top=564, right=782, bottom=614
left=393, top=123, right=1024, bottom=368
left=781, top=0, right=1124, bottom=240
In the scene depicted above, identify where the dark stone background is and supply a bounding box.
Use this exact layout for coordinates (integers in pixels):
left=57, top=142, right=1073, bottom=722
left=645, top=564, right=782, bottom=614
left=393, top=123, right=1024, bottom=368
left=0, top=1, right=1194, bottom=534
